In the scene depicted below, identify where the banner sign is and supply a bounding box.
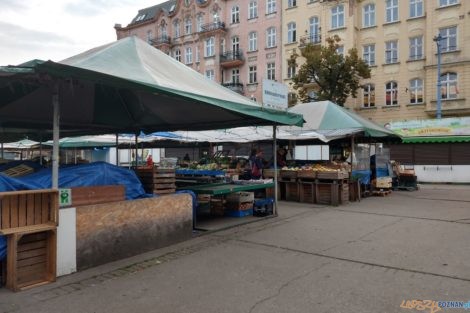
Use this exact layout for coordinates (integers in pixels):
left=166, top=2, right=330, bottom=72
left=262, top=80, right=288, bottom=111
left=388, top=117, right=470, bottom=137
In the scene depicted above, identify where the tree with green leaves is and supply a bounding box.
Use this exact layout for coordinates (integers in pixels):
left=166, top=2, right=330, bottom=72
left=291, top=35, right=371, bottom=106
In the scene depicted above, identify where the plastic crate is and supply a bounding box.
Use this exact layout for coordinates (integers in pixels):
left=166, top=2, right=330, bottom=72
left=253, top=198, right=274, bottom=217
left=225, top=208, right=253, bottom=217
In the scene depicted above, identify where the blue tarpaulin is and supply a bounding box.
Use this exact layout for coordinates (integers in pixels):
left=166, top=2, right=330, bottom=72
left=352, top=170, right=371, bottom=185
left=0, top=162, right=146, bottom=200
left=0, top=236, right=5, bottom=261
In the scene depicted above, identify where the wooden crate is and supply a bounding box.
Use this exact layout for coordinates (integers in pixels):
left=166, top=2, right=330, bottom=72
left=280, top=170, right=298, bottom=180
left=263, top=169, right=279, bottom=179
left=225, top=201, right=253, bottom=211
left=284, top=181, right=299, bottom=202
left=0, top=189, right=58, bottom=291
left=210, top=198, right=225, bottom=216
left=340, top=183, right=349, bottom=204
left=135, top=167, right=176, bottom=195
left=7, top=230, right=56, bottom=291
left=297, top=170, right=317, bottom=179
left=0, top=190, right=58, bottom=233
left=299, top=182, right=315, bottom=204
left=316, top=171, right=347, bottom=180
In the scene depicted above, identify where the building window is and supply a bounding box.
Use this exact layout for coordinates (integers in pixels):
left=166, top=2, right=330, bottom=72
left=231, top=6, right=240, bottom=24
left=267, top=62, right=276, bottom=81
left=331, top=5, right=344, bottom=29
left=249, top=1, right=258, bottom=19
left=309, top=16, right=320, bottom=43
left=160, top=24, right=167, bottom=38
left=205, top=37, right=215, bottom=57
left=409, top=78, right=423, bottom=104
left=287, top=62, right=296, bottom=79
left=249, top=66, right=257, bottom=84
left=385, top=81, right=398, bottom=106
left=439, top=0, right=458, bottom=7
left=173, top=20, right=180, bottom=38
left=195, top=47, right=200, bottom=62
left=174, top=49, right=181, bottom=62
left=184, top=18, right=192, bottom=35
left=266, top=27, right=276, bottom=48
left=287, top=22, right=296, bottom=43
left=439, top=26, right=457, bottom=52
left=185, top=47, right=192, bottom=64
left=231, top=69, right=240, bottom=83
left=249, top=32, right=258, bottom=51
left=363, top=44, right=375, bottom=66
left=336, top=45, right=344, bottom=56
left=409, top=36, right=423, bottom=60
left=232, top=36, right=240, bottom=52
left=385, top=40, right=398, bottom=64
left=288, top=0, right=296, bottom=8
left=266, top=0, right=276, bottom=14
left=385, top=0, right=399, bottom=23
left=363, top=84, right=375, bottom=108
left=147, top=30, right=153, bottom=44
left=440, top=72, right=458, bottom=99
left=196, top=15, right=203, bottom=32
left=409, top=0, right=423, bottom=18
left=363, top=4, right=375, bottom=28
left=205, top=69, right=215, bottom=80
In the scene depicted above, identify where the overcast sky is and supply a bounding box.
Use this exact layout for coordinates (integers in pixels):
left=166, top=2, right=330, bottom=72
left=0, top=0, right=164, bottom=65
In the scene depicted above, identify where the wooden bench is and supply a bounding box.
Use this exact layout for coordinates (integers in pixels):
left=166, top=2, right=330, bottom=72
left=0, top=189, right=58, bottom=291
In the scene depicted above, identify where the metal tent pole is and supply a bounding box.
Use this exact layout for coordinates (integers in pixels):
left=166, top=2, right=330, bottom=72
left=273, top=125, right=278, bottom=215
left=52, top=83, right=60, bottom=189
left=135, top=134, right=139, bottom=167
left=116, top=134, right=119, bottom=166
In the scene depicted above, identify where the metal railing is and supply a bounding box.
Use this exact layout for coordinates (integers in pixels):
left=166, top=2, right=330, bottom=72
left=200, top=21, right=226, bottom=33
left=151, top=35, right=171, bottom=45
left=220, top=49, right=244, bottom=63
left=299, top=34, right=321, bottom=47
left=222, top=82, right=244, bottom=93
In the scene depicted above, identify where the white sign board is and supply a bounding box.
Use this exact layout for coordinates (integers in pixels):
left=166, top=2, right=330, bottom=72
left=262, top=80, right=288, bottom=111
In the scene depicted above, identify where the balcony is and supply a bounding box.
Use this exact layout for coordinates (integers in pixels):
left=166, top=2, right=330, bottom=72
left=151, top=36, right=171, bottom=48
left=199, top=21, right=226, bottom=36
left=222, top=82, right=244, bottom=94
left=220, top=49, right=245, bottom=68
left=299, top=34, right=321, bottom=48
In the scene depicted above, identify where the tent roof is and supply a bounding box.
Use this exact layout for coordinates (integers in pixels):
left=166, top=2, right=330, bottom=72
left=285, top=101, right=398, bottom=138
left=0, top=37, right=303, bottom=140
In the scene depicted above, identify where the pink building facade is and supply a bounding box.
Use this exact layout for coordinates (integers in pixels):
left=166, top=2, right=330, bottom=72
left=115, top=0, right=282, bottom=103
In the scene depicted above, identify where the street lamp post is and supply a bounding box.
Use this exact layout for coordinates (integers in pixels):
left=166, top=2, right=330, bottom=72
left=433, top=34, right=443, bottom=119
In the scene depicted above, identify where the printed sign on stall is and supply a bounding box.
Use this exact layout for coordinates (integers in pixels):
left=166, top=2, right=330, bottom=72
left=262, top=80, right=288, bottom=111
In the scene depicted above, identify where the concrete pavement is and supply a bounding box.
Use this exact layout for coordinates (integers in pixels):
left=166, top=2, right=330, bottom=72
left=1, top=184, right=470, bottom=313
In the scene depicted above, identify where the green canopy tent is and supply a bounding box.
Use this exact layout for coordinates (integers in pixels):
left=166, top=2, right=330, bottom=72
left=0, top=36, right=303, bottom=192
left=283, top=101, right=398, bottom=140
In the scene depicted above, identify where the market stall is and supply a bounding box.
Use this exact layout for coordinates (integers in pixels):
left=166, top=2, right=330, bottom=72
left=0, top=37, right=303, bottom=290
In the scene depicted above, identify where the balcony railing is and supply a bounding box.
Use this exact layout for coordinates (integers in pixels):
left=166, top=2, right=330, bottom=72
left=151, top=35, right=171, bottom=45
left=200, top=21, right=226, bottom=33
left=222, top=82, right=244, bottom=93
left=220, top=49, right=244, bottom=63
left=299, top=34, right=321, bottom=47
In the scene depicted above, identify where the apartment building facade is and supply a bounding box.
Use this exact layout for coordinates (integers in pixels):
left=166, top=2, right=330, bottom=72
left=115, top=0, right=282, bottom=103
left=281, top=0, right=470, bottom=125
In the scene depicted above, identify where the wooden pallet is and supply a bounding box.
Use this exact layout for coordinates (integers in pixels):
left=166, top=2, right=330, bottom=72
left=372, top=190, right=392, bottom=197
left=1, top=165, right=34, bottom=178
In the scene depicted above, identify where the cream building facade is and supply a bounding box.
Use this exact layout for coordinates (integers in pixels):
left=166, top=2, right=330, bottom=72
left=282, top=0, right=470, bottom=125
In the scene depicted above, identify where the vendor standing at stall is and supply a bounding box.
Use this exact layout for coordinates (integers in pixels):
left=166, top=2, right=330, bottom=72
left=251, top=149, right=264, bottom=179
